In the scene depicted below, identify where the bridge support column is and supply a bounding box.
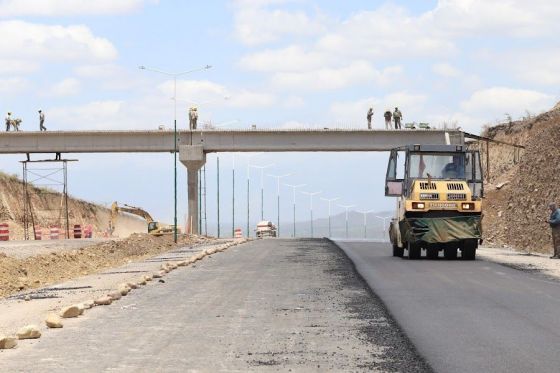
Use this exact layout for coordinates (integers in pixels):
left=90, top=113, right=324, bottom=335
left=180, top=145, right=206, bottom=235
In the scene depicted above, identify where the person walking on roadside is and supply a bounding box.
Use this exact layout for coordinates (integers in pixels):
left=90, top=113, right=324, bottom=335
left=38, top=109, right=46, bottom=131
left=383, top=110, right=392, bottom=130
left=393, top=107, right=402, bottom=129
left=548, top=202, right=560, bottom=259
left=5, top=112, right=11, bottom=131
left=366, top=107, right=373, bottom=129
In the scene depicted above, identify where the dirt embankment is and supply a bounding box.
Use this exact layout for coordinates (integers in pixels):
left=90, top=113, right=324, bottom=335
left=0, top=172, right=146, bottom=239
left=0, top=233, right=210, bottom=298
left=482, top=102, right=560, bottom=253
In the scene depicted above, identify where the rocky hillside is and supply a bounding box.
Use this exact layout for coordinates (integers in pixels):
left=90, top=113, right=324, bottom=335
left=0, top=172, right=146, bottom=239
left=482, top=102, right=560, bottom=253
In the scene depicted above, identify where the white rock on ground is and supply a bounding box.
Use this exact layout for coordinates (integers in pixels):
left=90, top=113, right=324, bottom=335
left=60, top=305, right=81, bottom=318
left=126, top=282, right=138, bottom=289
left=82, top=300, right=94, bottom=309
left=16, top=325, right=41, bottom=339
left=45, top=314, right=63, bottom=328
left=94, top=296, right=113, bottom=306
left=118, top=285, right=130, bottom=296
left=108, top=291, right=122, bottom=301
left=144, top=274, right=153, bottom=282
left=0, top=335, right=18, bottom=349
left=153, top=272, right=162, bottom=278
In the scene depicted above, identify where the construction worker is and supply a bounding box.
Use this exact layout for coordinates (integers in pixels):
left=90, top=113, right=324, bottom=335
left=38, top=110, right=46, bottom=131
left=393, top=107, right=402, bottom=129
left=5, top=112, right=11, bottom=131
left=366, top=107, right=373, bottom=129
left=548, top=202, right=560, bottom=259
left=383, top=110, right=392, bottom=130
left=189, top=107, right=198, bottom=130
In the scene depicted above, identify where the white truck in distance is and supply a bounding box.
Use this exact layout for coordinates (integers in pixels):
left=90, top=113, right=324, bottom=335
left=255, top=221, right=277, bottom=238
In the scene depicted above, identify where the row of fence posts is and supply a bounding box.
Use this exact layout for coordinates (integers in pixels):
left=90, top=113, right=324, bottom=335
left=0, top=223, right=93, bottom=241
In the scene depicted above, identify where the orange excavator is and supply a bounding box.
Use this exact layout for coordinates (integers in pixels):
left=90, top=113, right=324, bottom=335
left=110, top=202, right=179, bottom=236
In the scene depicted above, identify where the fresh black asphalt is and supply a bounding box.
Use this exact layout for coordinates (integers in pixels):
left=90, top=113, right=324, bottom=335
left=337, top=240, right=560, bottom=373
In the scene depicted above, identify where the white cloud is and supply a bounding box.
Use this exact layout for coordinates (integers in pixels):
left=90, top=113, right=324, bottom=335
left=0, top=21, right=117, bottom=62
left=239, top=46, right=330, bottom=73
left=49, top=100, right=125, bottom=129
left=432, top=63, right=461, bottom=78
left=0, top=0, right=154, bottom=17
left=271, top=61, right=401, bottom=91
left=0, top=59, right=39, bottom=74
left=160, top=79, right=275, bottom=108
left=49, top=78, right=80, bottom=96
left=282, top=96, right=304, bottom=108
left=461, top=87, right=555, bottom=118
left=233, top=1, right=325, bottom=46
left=0, top=77, right=29, bottom=95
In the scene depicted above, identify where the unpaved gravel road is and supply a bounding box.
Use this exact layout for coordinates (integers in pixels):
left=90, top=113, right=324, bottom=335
left=0, top=238, right=430, bottom=372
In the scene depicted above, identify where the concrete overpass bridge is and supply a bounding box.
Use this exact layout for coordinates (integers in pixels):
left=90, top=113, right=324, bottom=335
left=0, top=129, right=464, bottom=234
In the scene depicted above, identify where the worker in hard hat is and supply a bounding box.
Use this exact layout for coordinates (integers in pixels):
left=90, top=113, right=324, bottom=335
left=366, top=107, right=373, bottom=129
left=38, top=109, right=46, bottom=131
left=189, top=106, right=198, bottom=130
left=5, top=112, right=12, bottom=131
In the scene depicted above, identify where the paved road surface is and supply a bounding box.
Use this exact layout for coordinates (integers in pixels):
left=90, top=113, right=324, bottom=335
left=338, top=241, right=560, bottom=373
left=1, top=239, right=429, bottom=372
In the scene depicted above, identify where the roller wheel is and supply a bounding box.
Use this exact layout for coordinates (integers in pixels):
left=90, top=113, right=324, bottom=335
left=408, top=242, right=421, bottom=260
left=461, top=240, right=477, bottom=260
left=393, top=244, right=404, bottom=257
left=426, top=247, right=439, bottom=260
left=443, top=245, right=458, bottom=260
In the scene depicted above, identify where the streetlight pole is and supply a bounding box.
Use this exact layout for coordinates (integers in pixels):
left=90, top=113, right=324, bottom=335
left=338, top=204, right=355, bottom=239
left=301, top=191, right=322, bottom=238
left=320, top=197, right=340, bottom=238
left=358, top=209, right=376, bottom=239
left=267, top=173, right=290, bottom=237
left=285, top=183, right=306, bottom=237
left=250, top=164, right=274, bottom=221
left=243, top=153, right=262, bottom=237
left=138, top=64, right=211, bottom=242
left=216, top=156, right=220, bottom=238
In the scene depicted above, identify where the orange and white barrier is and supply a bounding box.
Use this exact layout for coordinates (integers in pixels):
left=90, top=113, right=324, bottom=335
left=0, top=223, right=8, bottom=241
left=234, top=228, right=243, bottom=238
left=83, top=224, right=93, bottom=238
left=50, top=226, right=60, bottom=240
left=73, top=224, right=82, bottom=239
left=34, top=227, right=42, bottom=240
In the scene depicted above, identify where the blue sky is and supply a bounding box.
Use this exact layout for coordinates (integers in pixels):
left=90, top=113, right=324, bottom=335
left=1, top=0, right=559, bottom=235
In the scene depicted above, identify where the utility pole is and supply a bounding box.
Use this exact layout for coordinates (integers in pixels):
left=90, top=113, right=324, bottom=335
left=267, top=173, right=290, bottom=237
left=301, top=191, right=322, bottom=238
left=338, top=204, right=355, bottom=239
left=285, top=183, right=306, bottom=238
left=244, top=153, right=262, bottom=237
left=320, top=197, right=340, bottom=238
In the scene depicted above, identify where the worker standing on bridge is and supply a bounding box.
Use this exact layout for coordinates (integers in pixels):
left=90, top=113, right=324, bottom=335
left=548, top=202, right=560, bottom=259
left=393, top=107, right=402, bottom=129
left=5, top=112, right=11, bottom=131
left=38, top=110, right=46, bottom=131
left=383, top=110, right=392, bottom=130
left=189, top=107, right=198, bottom=130
left=366, top=107, right=373, bottom=129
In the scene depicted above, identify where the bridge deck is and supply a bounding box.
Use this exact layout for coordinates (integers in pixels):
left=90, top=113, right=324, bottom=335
left=0, top=129, right=463, bottom=154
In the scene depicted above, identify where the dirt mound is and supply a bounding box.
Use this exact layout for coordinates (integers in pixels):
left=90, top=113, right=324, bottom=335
left=0, top=233, right=210, bottom=298
left=483, top=103, right=560, bottom=253
left=0, top=172, right=146, bottom=239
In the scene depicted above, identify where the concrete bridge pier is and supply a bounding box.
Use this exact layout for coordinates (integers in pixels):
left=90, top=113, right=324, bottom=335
left=180, top=145, right=206, bottom=235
